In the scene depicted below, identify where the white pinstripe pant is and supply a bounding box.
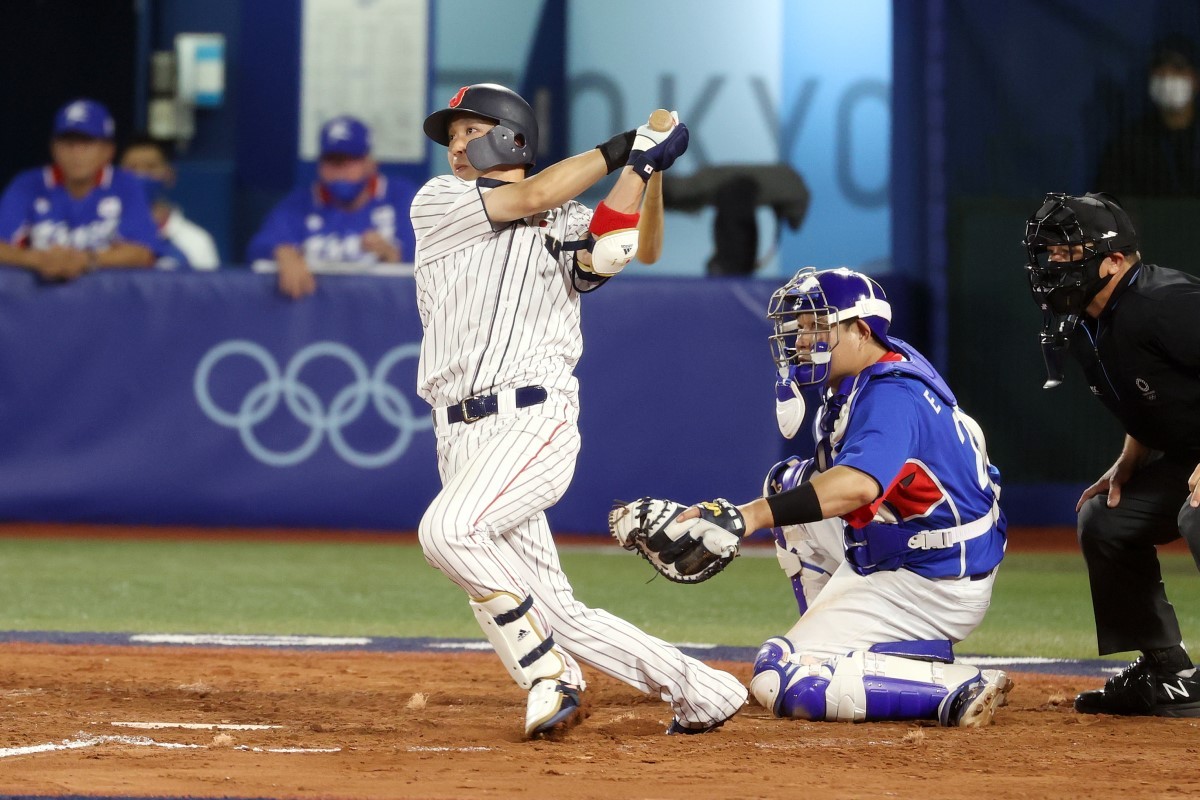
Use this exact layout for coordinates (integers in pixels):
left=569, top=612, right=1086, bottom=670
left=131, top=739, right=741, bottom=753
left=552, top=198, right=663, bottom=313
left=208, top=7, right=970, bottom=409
left=417, top=394, right=745, bottom=726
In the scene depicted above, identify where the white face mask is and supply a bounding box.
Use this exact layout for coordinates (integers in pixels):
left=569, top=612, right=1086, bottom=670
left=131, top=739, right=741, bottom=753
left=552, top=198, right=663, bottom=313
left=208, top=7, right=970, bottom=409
left=1149, top=74, right=1195, bottom=112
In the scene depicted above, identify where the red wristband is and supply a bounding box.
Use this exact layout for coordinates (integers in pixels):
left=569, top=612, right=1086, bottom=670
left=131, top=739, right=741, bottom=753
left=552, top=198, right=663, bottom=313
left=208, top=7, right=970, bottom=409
left=589, top=201, right=640, bottom=236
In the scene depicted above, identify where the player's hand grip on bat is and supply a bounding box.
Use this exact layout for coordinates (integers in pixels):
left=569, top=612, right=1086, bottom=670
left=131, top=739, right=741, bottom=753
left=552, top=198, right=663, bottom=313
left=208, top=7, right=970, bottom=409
left=629, top=111, right=689, bottom=181
left=630, top=110, right=678, bottom=156
left=584, top=110, right=682, bottom=275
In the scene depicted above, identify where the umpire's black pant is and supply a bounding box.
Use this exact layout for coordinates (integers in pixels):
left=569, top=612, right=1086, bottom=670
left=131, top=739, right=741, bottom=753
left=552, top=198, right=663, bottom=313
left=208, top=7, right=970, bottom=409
left=1078, top=455, right=1200, bottom=656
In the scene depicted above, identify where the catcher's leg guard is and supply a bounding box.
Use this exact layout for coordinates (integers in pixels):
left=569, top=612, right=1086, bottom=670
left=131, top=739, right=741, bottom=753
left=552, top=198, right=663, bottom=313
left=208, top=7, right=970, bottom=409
left=470, top=592, right=565, bottom=690
left=749, top=636, right=801, bottom=716
left=752, top=646, right=996, bottom=724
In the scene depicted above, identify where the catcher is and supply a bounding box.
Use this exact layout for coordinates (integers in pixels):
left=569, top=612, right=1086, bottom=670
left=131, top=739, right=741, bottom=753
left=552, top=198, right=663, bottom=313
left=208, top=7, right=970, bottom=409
left=611, top=267, right=1013, bottom=727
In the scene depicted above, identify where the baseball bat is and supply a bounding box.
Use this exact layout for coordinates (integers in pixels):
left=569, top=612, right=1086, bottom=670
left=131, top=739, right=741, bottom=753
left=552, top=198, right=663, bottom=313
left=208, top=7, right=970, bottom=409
left=648, top=108, right=673, bottom=132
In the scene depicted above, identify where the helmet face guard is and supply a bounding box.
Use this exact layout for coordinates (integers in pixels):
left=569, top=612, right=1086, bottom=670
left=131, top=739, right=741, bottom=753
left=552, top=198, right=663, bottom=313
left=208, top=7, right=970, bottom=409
left=422, top=83, right=538, bottom=171
left=768, top=267, right=892, bottom=387
left=1023, top=192, right=1137, bottom=388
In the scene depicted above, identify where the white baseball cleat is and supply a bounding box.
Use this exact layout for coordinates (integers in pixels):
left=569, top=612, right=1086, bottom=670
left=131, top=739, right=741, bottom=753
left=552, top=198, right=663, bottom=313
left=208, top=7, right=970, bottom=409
left=943, top=669, right=1013, bottom=728
left=982, top=668, right=1015, bottom=708
left=525, top=679, right=583, bottom=739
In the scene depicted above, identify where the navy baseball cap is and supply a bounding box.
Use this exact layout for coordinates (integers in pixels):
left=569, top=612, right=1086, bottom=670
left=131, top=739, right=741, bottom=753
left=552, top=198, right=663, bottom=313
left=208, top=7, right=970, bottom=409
left=52, top=99, right=115, bottom=140
left=319, top=116, right=371, bottom=158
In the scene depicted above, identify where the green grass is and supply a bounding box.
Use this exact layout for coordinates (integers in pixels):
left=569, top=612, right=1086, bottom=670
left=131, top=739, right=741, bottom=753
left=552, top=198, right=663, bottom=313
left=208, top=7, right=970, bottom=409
left=964, top=552, right=1200, bottom=659
left=2, top=536, right=1199, bottom=660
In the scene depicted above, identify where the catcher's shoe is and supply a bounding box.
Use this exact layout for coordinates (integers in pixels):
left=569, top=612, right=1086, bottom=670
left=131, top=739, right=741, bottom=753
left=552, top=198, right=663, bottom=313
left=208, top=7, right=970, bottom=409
left=1075, top=657, right=1200, bottom=717
left=983, top=668, right=1016, bottom=708
left=940, top=669, right=1011, bottom=728
left=525, top=679, right=583, bottom=739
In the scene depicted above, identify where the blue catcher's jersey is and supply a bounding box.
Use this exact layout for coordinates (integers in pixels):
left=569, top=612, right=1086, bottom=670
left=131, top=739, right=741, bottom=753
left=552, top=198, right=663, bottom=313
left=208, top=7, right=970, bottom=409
left=820, top=338, right=1006, bottom=580
left=246, top=174, right=417, bottom=264
left=0, top=165, right=159, bottom=253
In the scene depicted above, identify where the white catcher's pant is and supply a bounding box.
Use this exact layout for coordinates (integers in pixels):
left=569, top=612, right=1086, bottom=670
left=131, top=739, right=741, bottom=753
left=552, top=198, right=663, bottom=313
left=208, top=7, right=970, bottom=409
left=782, top=520, right=995, bottom=659
left=418, top=391, right=745, bottom=727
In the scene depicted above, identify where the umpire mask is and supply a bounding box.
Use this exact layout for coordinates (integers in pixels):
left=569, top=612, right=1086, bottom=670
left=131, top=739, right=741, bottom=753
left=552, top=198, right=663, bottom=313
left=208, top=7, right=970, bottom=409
left=1023, top=192, right=1137, bottom=388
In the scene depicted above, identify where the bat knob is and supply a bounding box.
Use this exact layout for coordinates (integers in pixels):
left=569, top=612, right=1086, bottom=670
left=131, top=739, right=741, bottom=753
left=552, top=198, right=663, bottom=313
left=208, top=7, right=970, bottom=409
left=648, top=109, right=673, bottom=132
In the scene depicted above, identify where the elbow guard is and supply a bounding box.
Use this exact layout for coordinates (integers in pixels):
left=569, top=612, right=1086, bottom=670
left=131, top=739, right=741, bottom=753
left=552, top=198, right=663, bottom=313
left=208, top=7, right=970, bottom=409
left=587, top=201, right=640, bottom=277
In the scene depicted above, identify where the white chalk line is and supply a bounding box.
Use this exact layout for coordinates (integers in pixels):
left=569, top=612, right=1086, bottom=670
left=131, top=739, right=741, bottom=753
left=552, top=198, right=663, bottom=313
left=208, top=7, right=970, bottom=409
left=2, top=730, right=339, bottom=760
left=111, top=721, right=282, bottom=730
left=0, top=734, right=203, bottom=759
left=407, top=745, right=492, bottom=752
left=429, top=640, right=719, bottom=652
left=963, top=657, right=1087, bottom=667
left=130, top=633, right=371, bottom=647
left=236, top=745, right=342, bottom=753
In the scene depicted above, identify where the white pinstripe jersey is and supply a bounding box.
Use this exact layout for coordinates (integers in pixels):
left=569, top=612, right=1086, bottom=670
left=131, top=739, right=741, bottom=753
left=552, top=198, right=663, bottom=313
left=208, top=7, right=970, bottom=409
left=410, top=175, right=594, bottom=407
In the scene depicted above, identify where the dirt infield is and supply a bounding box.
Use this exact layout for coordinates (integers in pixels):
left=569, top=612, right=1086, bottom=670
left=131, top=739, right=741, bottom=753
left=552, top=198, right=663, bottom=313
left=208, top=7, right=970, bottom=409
left=2, top=644, right=1199, bottom=800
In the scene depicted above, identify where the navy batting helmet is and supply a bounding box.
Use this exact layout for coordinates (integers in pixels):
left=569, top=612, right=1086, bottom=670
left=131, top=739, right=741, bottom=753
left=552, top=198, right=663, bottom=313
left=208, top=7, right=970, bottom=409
left=768, top=267, right=893, bottom=386
left=423, top=83, right=538, bottom=171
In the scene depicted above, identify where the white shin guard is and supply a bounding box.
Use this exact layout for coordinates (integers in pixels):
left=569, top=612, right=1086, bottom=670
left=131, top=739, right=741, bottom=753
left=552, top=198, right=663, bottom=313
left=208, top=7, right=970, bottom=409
left=752, top=645, right=985, bottom=724
left=824, top=650, right=982, bottom=722
left=470, top=591, right=564, bottom=690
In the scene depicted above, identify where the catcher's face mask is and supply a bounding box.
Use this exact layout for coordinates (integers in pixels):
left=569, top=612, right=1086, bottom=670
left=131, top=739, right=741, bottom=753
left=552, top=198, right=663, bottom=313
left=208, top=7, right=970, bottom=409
left=769, top=267, right=892, bottom=388
left=769, top=284, right=839, bottom=388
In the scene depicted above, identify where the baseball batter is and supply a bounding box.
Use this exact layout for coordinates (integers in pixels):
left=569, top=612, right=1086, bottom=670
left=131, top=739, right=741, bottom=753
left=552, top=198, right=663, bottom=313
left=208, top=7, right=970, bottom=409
left=659, top=267, right=1013, bottom=726
left=411, top=84, right=747, bottom=738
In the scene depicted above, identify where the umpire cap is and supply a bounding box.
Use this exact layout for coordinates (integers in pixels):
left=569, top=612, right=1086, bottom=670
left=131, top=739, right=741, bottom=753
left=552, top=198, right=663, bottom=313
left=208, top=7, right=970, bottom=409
left=423, top=83, right=538, bottom=170
left=1026, top=192, right=1138, bottom=255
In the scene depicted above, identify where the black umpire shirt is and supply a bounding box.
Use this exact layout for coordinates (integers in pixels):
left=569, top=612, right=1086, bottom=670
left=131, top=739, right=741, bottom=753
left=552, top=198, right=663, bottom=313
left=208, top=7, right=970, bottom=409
left=1068, top=262, right=1200, bottom=466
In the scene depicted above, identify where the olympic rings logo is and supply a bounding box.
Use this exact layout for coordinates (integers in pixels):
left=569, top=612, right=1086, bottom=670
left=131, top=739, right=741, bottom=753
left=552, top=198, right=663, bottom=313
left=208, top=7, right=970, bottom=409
left=194, top=340, right=431, bottom=468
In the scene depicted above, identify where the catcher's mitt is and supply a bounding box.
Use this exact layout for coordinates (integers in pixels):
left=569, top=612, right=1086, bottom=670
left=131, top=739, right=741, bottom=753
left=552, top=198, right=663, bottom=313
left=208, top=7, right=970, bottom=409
left=608, top=497, right=746, bottom=584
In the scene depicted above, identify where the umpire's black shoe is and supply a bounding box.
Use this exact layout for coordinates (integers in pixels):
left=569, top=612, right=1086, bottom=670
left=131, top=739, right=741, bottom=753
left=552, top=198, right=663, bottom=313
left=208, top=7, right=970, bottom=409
left=1075, top=657, right=1200, bottom=717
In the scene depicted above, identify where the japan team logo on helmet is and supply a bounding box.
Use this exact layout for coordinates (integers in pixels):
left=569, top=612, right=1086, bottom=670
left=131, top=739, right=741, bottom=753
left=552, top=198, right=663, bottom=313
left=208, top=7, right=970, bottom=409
left=422, top=83, right=539, bottom=171
left=767, top=267, right=893, bottom=388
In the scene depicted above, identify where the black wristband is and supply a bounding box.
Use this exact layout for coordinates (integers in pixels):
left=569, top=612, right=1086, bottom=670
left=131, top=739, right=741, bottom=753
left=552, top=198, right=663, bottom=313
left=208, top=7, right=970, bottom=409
left=765, top=481, right=823, bottom=526
left=595, top=130, right=636, bottom=174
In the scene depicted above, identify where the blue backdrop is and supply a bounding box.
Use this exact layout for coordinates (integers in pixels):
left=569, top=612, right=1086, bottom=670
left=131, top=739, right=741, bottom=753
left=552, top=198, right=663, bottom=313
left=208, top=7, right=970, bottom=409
left=0, top=268, right=792, bottom=533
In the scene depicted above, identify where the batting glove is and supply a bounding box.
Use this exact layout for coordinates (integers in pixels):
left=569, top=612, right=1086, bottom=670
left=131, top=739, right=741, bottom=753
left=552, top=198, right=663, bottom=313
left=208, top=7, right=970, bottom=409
left=629, top=123, right=689, bottom=182
left=630, top=111, right=679, bottom=155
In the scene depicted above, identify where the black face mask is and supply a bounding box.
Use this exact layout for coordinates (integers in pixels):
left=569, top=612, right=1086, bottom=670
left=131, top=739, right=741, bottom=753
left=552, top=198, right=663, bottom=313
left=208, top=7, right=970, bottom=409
left=1025, top=250, right=1114, bottom=389
left=1023, top=192, right=1137, bottom=388
left=1027, top=250, right=1111, bottom=316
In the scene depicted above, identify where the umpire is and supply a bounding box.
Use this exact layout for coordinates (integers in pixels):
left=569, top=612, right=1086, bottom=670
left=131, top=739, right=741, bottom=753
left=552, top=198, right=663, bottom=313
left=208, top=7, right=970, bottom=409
left=1024, top=192, right=1200, bottom=717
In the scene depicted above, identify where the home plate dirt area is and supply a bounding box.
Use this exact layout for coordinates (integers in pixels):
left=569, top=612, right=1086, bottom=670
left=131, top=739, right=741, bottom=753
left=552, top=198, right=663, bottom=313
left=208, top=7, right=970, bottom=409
left=2, top=644, right=1199, bottom=800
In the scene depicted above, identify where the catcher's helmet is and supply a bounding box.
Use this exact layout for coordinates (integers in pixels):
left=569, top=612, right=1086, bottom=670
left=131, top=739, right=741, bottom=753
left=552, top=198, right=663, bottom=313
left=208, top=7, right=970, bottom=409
left=767, top=267, right=893, bottom=386
left=422, top=83, right=538, bottom=171
left=1023, top=192, right=1137, bottom=316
